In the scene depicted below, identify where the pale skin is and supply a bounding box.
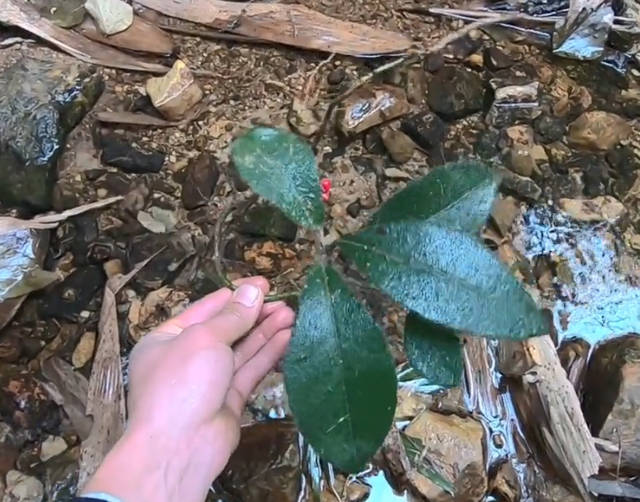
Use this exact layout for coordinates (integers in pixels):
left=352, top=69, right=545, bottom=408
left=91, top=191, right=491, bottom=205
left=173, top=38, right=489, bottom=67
left=82, top=277, right=295, bottom=502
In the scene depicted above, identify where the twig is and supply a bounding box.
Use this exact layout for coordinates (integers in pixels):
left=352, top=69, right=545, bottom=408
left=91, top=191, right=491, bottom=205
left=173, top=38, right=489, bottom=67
left=313, top=14, right=520, bottom=144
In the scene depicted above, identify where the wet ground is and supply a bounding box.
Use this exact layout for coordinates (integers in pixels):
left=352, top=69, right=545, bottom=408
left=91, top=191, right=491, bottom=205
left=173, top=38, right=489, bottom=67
left=1, top=0, right=640, bottom=500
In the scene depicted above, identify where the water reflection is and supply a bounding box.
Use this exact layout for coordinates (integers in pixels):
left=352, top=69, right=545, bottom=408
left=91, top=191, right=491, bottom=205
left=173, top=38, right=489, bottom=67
left=514, top=205, right=640, bottom=344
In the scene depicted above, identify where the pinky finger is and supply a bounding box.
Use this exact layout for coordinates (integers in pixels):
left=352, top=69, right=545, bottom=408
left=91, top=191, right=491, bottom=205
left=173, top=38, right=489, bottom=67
left=226, top=329, right=292, bottom=417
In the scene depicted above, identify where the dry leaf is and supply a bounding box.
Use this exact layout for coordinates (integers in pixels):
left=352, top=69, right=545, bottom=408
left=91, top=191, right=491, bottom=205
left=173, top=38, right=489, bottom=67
left=76, top=15, right=173, bottom=55
left=134, top=0, right=412, bottom=56
left=96, top=97, right=211, bottom=127
left=2, top=0, right=168, bottom=73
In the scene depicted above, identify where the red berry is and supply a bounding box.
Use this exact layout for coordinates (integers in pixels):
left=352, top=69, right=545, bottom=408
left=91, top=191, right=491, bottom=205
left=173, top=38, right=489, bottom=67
left=321, top=178, right=331, bottom=193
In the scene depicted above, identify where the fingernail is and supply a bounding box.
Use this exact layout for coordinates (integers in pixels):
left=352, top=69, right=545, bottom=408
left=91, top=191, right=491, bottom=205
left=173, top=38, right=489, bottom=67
left=233, top=284, right=260, bottom=307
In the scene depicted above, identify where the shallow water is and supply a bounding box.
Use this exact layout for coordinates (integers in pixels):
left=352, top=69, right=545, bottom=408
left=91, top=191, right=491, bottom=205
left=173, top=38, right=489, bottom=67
left=515, top=205, right=640, bottom=344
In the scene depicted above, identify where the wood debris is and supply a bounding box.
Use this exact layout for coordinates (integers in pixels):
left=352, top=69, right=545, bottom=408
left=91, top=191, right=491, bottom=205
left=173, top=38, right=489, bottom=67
left=2, top=0, right=168, bottom=73
left=78, top=253, right=158, bottom=488
left=76, top=15, right=173, bottom=55
left=134, top=0, right=412, bottom=56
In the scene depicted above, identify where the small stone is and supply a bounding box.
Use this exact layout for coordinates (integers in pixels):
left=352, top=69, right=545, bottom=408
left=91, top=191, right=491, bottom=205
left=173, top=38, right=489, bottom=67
left=508, top=147, right=536, bottom=177
left=327, top=68, right=345, bottom=85
left=580, top=155, right=609, bottom=197
left=424, top=52, right=444, bottom=73
left=100, top=134, right=165, bottom=174
left=346, top=201, right=361, bottom=218
left=487, top=80, right=541, bottom=127
left=4, top=470, right=43, bottom=502
left=465, top=53, right=484, bottom=70
left=39, top=436, right=67, bottom=462
left=336, top=85, right=410, bottom=135
left=103, top=259, right=123, bottom=279
left=484, top=47, right=514, bottom=71
left=606, top=146, right=640, bottom=196
left=85, top=0, right=133, bottom=35
left=533, top=115, right=566, bottom=143
left=137, top=207, right=177, bottom=234
left=491, top=196, right=520, bottom=236
left=146, top=60, right=203, bottom=120
left=288, top=96, right=321, bottom=137
left=498, top=168, right=542, bottom=201
left=71, top=331, right=96, bottom=369
left=362, top=129, right=385, bottom=154
left=545, top=141, right=573, bottom=167
left=384, top=168, right=412, bottom=180
left=427, top=66, right=484, bottom=120
left=380, top=128, right=415, bottom=163
left=502, top=125, right=535, bottom=148
left=529, top=144, right=549, bottom=165
left=558, top=196, right=626, bottom=223
left=181, top=153, right=219, bottom=210
left=474, top=128, right=500, bottom=159
left=568, top=111, right=632, bottom=151
left=400, top=111, right=446, bottom=150
left=239, top=204, right=297, bottom=242
left=96, top=188, right=108, bottom=199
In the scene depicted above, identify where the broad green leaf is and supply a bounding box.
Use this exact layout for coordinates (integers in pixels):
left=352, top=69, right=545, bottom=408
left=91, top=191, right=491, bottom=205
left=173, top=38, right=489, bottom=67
left=230, top=127, right=324, bottom=228
left=283, top=265, right=397, bottom=472
left=340, top=221, right=547, bottom=338
left=371, top=161, right=497, bottom=231
left=404, top=313, right=462, bottom=388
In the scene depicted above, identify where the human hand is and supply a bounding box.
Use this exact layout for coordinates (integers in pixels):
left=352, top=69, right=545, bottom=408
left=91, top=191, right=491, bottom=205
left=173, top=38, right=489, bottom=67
left=82, top=277, right=295, bottom=502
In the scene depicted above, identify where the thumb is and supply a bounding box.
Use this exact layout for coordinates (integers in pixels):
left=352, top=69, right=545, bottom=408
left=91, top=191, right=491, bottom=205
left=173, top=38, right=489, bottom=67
left=200, top=283, right=265, bottom=345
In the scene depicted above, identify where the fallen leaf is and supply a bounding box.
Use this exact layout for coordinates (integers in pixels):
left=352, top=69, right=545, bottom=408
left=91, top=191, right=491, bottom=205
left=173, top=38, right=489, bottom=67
left=134, top=0, right=412, bottom=56
left=76, top=15, right=173, bottom=55
left=1, top=0, right=168, bottom=73
left=96, top=96, right=211, bottom=127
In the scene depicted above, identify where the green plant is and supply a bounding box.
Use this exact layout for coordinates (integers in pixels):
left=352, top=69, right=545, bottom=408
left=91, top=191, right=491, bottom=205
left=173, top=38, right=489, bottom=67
left=229, top=126, right=547, bottom=472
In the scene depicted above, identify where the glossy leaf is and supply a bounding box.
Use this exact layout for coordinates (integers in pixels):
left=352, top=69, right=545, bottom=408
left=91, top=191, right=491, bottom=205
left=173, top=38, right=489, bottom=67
left=230, top=127, right=324, bottom=228
left=404, top=313, right=462, bottom=387
left=283, top=265, right=397, bottom=472
left=340, top=221, right=547, bottom=338
left=371, top=161, right=497, bottom=231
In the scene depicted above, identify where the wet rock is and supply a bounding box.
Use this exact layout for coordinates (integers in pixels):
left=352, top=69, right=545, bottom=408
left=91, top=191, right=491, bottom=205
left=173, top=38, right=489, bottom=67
left=427, top=67, right=484, bottom=120
left=567, top=111, right=632, bottom=151
left=38, top=265, right=105, bottom=319
left=180, top=153, right=219, bottom=210
left=71, top=331, right=95, bottom=369
left=405, top=410, right=486, bottom=502
left=498, top=168, right=542, bottom=202
left=362, top=129, right=386, bottom=155
left=474, top=129, right=500, bottom=159
left=381, top=128, right=415, bottom=163
left=239, top=204, right=297, bottom=243
left=0, top=373, right=60, bottom=437
left=400, top=111, right=446, bottom=151
left=606, top=146, right=640, bottom=195
left=336, top=85, right=410, bottom=135
left=39, top=436, right=66, bottom=462
left=584, top=335, right=640, bottom=471
left=533, top=115, right=566, bottom=143
left=424, top=52, right=444, bottom=73
left=550, top=172, right=585, bottom=200
left=346, top=201, right=361, bottom=218
left=145, top=60, right=203, bottom=120
left=218, top=421, right=300, bottom=502
left=578, top=155, right=609, bottom=197
left=100, top=134, right=165, bottom=174
left=558, top=196, right=626, bottom=223
left=85, top=0, right=133, bottom=35
left=548, top=71, right=592, bottom=118
left=327, top=67, right=345, bottom=86
left=508, top=147, right=537, bottom=177
left=0, top=59, right=103, bottom=209
left=486, top=81, right=541, bottom=127
left=3, top=470, right=43, bottom=502
left=484, top=47, right=513, bottom=71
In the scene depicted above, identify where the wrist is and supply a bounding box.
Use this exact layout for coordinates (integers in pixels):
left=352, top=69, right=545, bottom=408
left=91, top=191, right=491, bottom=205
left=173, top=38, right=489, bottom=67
left=81, top=424, right=219, bottom=502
